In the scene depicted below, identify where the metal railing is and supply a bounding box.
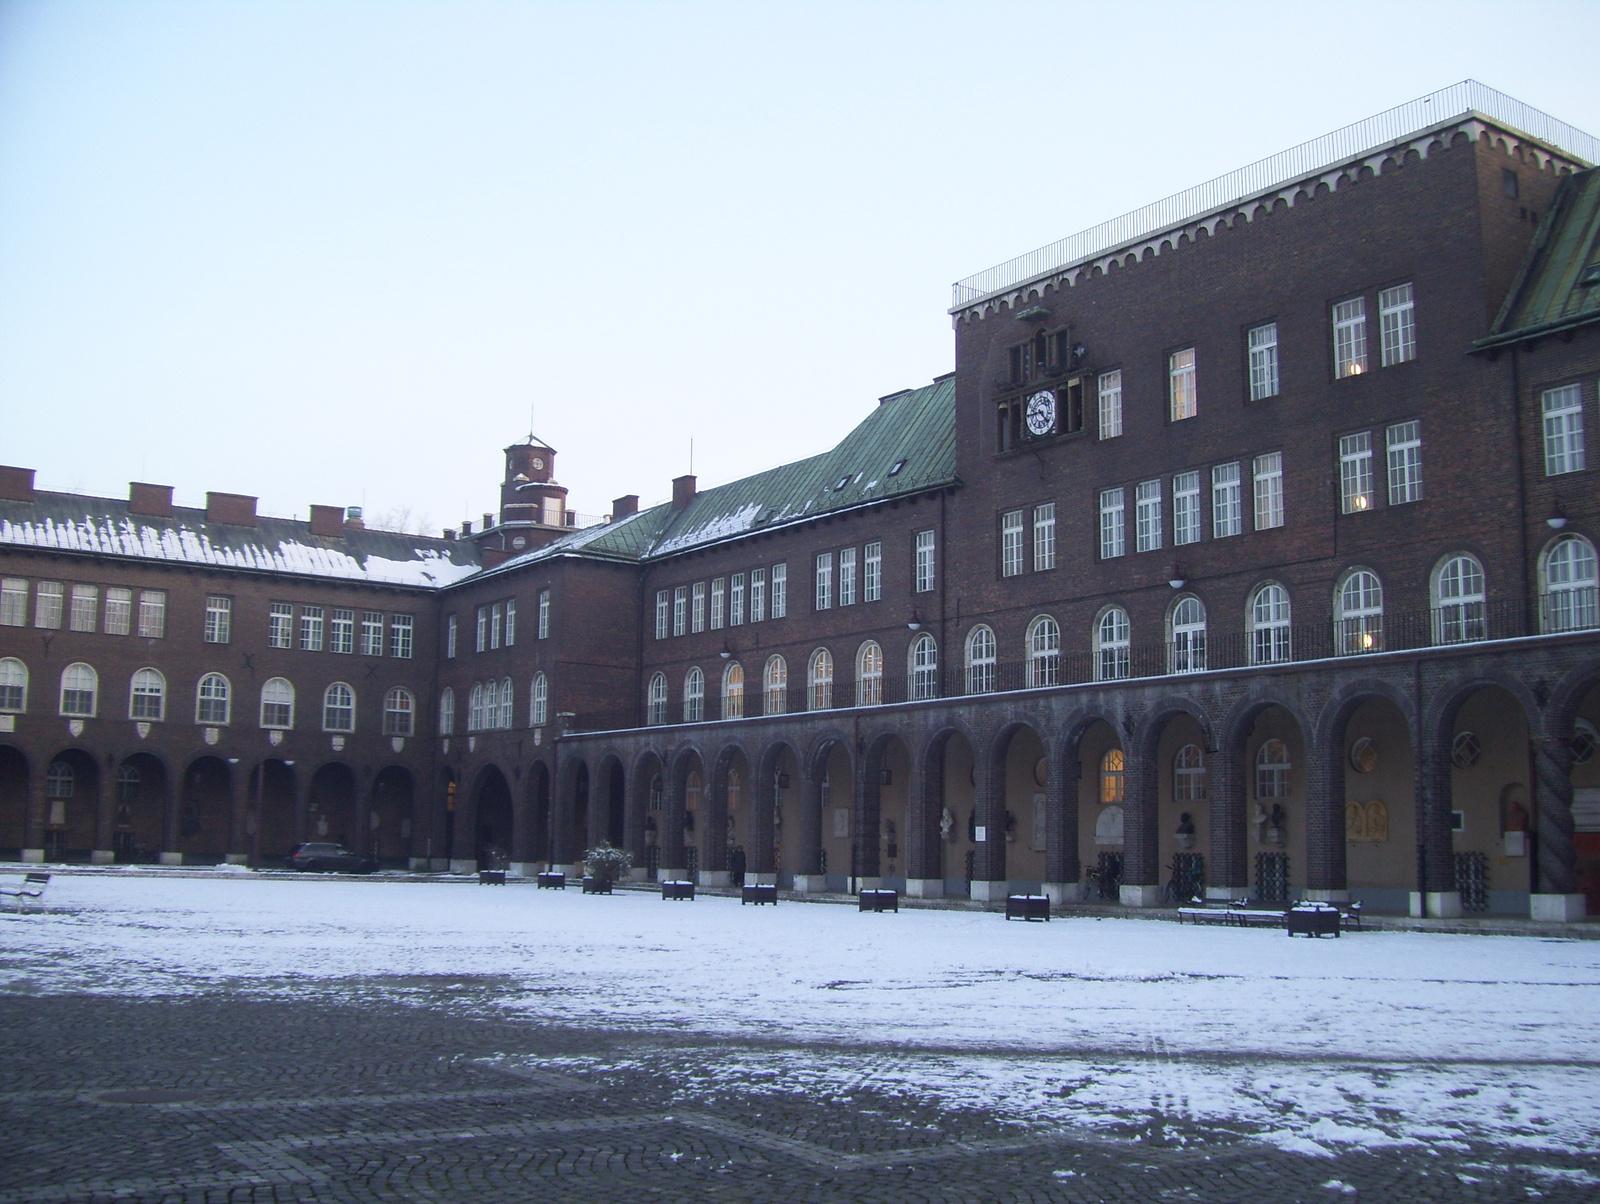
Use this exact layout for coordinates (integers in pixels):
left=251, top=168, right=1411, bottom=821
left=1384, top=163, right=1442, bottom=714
left=951, top=81, right=1600, bottom=311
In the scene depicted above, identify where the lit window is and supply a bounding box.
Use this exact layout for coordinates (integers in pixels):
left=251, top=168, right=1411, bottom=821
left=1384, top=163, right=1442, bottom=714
left=815, top=552, right=834, bottom=609
left=438, top=687, right=455, bottom=735
left=1174, top=744, right=1207, bottom=801
left=1099, top=488, right=1126, bottom=559
left=710, top=579, right=725, bottom=629
left=839, top=548, right=857, bottom=606
left=104, top=587, right=132, bottom=635
left=1135, top=479, right=1162, bottom=552
left=721, top=662, right=743, bottom=719
left=196, top=673, right=230, bottom=724
left=34, top=581, right=63, bottom=629
left=750, top=569, right=767, bottom=622
left=0, top=657, right=28, bottom=712
left=1542, top=384, right=1587, bottom=476
left=1336, top=570, right=1384, bottom=654
left=1027, top=615, right=1060, bottom=688
left=261, top=677, right=294, bottom=729
left=302, top=606, right=325, bottom=652
left=864, top=542, right=882, bottom=601
left=383, top=688, right=415, bottom=737
left=203, top=596, right=232, bottom=644
left=1253, top=452, right=1284, bottom=529
left=137, top=590, right=166, bottom=639
left=69, top=585, right=97, bottom=632
left=1095, top=608, right=1130, bottom=681
left=673, top=586, right=687, bottom=636
left=1339, top=432, right=1374, bottom=513
left=330, top=609, right=355, bottom=654
left=60, top=662, right=97, bottom=716
left=808, top=648, right=834, bottom=711
left=1000, top=510, right=1024, bottom=576
left=360, top=612, right=385, bottom=657
left=1386, top=421, right=1422, bottom=505
left=856, top=641, right=883, bottom=706
left=914, top=532, right=935, bottom=593
left=1169, top=348, right=1197, bottom=420
left=1250, top=584, right=1291, bottom=664
left=268, top=602, right=293, bottom=649
left=0, top=578, right=26, bottom=627
left=1435, top=555, right=1486, bottom=644
left=692, top=582, right=706, bottom=632
left=323, top=682, right=356, bottom=732
left=1211, top=463, right=1242, bottom=538
left=129, top=667, right=166, bottom=720
left=771, top=563, right=788, bottom=617
left=1100, top=748, right=1125, bottom=803
left=390, top=614, right=413, bottom=659
left=646, top=673, right=667, bottom=725
left=965, top=625, right=996, bottom=694
left=908, top=634, right=938, bottom=700
left=729, top=574, right=745, bottom=625
left=1378, top=283, right=1416, bottom=366
left=683, top=667, right=704, bottom=722
left=1255, top=740, right=1291, bottom=798
left=1169, top=596, right=1207, bottom=674
left=1333, top=297, right=1368, bottom=377
left=763, top=654, right=787, bottom=715
left=655, top=590, right=670, bottom=639
left=1542, top=535, right=1599, bottom=632
left=1098, top=370, right=1123, bottom=439
left=1248, top=323, right=1279, bottom=400
left=1172, top=472, right=1200, bottom=546
left=1033, top=503, right=1056, bottom=571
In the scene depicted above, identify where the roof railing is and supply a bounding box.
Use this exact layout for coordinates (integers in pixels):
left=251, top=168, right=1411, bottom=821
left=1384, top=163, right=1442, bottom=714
left=951, top=80, right=1600, bottom=312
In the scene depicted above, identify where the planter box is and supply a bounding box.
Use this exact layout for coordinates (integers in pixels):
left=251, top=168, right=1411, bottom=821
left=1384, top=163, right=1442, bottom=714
left=477, top=870, right=506, bottom=886
left=1005, top=894, right=1051, bottom=921
left=858, top=889, right=899, bottom=913
left=662, top=880, right=695, bottom=901
left=1286, top=906, right=1341, bottom=938
left=741, top=884, right=778, bottom=906
left=581, top=877, right=613, bottom=895
left=536, top=872, right=566, bottom=890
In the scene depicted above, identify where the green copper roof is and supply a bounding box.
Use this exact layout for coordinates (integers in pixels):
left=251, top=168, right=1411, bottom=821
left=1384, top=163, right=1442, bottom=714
left=1482, top=166, right=1600, bottom=347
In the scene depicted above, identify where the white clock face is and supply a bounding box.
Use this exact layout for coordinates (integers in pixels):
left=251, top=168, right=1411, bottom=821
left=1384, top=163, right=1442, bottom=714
left=1025, top=390, right=1057, bottom=437
left=531, top=457, right=545, bottom=471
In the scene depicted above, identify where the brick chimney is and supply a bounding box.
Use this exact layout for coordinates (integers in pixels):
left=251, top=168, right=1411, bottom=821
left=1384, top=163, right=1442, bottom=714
left=206, top=491, right=257, bottom=526
left=129, top=483, right=174, bottom=517
left=671, top=475, right=697, bottom=512
left=0, top=466, right=36, bottom=502
left=612, top=494, right=639, bottom=520
left=309, top=505, right=346, bottom=537
left=343, top=506, right=365, bottom=530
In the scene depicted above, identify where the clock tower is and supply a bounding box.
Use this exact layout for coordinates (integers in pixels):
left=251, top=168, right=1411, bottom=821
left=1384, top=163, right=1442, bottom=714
left=481, top=439, right=571, bottom=559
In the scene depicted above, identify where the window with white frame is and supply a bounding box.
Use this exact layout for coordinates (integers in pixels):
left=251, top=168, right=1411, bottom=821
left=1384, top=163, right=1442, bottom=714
left=1250, top=583, right=1291, bottom=664
left=45, top=761, right=73, bottom=798
left=1095, top=607, right=1131, bottom=681
left=490, top=602, right=503, bottom=649
left=1169, top=596, right=1206, bottom=673
left=1333, top=297, right=1368, bottom=377
left=129, top=667, right=165, bottom=720
left=104, top=587, right=132, bottom=635
left=1169, top=348, right=1197, bottom=420
left=1253, top=452, right=1284, bottom=529
left=710, top=579, right=725, bottom=629
left=1543, top=535, right=1599, bottom=632
left=538, top=588, right=551, bottom=639
left=691, top=582, right=706, bottom=632
left=646, top=673, right=668, bottom=725
left=1248, top=322, right=1279, bottom=400
left=1255, top=739, right=1291, bottom=798
left=762, top=655, right=786, bottom=715
left=965, top=625, right=996, bottom=694
left=1135, top=480, right=1162, bottom=552
left=857, top=641, right=883, bottom=706
left=261, top=677, right=295, bottom=729
left=1174, top=744, right=1207, bottom=801
left=1542, top=384, right=1586, bottom=476
left=729, top=573, right=745, bottom=625
left=323, top=682, right=355, bottom=732
left=1172, top=472, right=1200, bottom=546
left=504, top=599, right=516, bottom=645
left=1027, top=615, right=1061, bottom=688
left=683, top=667, right=704, bottom=722
left=268, top=602, right=293, bottom=649
left=655, top=590, right=670, bottom=639
left=438, top=687, right=455, bottom=735
left=475, top=606, right=488, bottom=652
left=672, top=586, right=687, bottom=636
left=1339, top=431, right=1374, bottom=512
left=914, top=532, right=935, bottom=593
left=444, top=613, right=456, bottom=658
left=1212, top=463, right=1242, bottom=537
left=1, top=578, right=26, bottom=627
left=360, top=612, right=384, bottom=657
left=68, top=584, right=97, bottom=632
left=1435, top=555, right=1486, bottom=644
left=302, top=605, right=325, bottom=652
left=196, top=673, right=231, bottom=725
left=204, top=596, right=231, bottom=644
left=909, top=633, right=938, bottom=700
left=497, top=677, right=514, bottom=729
left=1336, top=570, right=1384, bottom=654
left=721, top=662, right=743, bottom=719
left=383, top=688, right=415, bottom=737
left=330, top=609, right=355, bottom=654
left=1033, top=503, right=1056, bottom=571
left=0, top=657, right=28, bottom=712
left=137, top=590, right=166, bottom=638
left=750, top=569, right=767, bottom=621
left=839, top=549, right=857, bottom=606
left=1000, top=510, right=1024, bottom=576
left=864, top=542, right=882, bottom=601
left=1378, top=283, right=1416, bottom=366
left=771, top=563, right=788, bottom=616
left=390, top=614, right=413, bottom=659
left=34, top=581, right=63, bottom=629
left=808, top=648, right=834, bottom=711
left=1098, top=370, right=1123, bottom=438
left=814, top=552, right=834, bottom=610
left=531, top=673, right=548, bottom=726
left=1099, top=488, right=1126, bottom=559
left=1386, top=420, right=1422, bottom=504
left=467, top=683, right=484, bottom=732
left=59, top=662, right=96, bottom=716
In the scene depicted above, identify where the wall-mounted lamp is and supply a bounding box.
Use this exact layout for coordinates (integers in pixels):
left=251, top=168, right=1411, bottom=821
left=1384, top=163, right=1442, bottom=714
left=906, top=610, right=924, bottom=631
left=1167, top=565, right=1188, bottom=590
left=1548, top=503, right=1569, bottom=530
left=719, top=640, right=733, bottom=660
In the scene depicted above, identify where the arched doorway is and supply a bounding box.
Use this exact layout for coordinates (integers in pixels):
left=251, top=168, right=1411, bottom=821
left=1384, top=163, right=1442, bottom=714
left=521, top=759, right=552, bottom=875
left=179, top=755, right=231, bottom=864
left=1434, top=685, right=1534, bottom=915
left=307, top=762, right=357, bottom=850
left=1155, top=712, right=1211, bottom=906
left=112, top=753, right=166, bottom=863
left=247, top=759, right=296, bottom=866
left=370, top=766, right=415, bottom=868
left=707, top=746, right=750, bottom=888
left=1076, top=720, right=1124, bottom=902
left=473, top=765, right=513, bottom=870
left=983, top=723, right=1047, bottom=899
left=810, top=738, right=853, bottom=892
left=1564, top=677, right=1600, bottom=916
left=628, top=753, right=663, bottom=881
left=41, top=749, right=99, bottom=862
left=1337, top=696, right=1415, bottom=913
left=861, top=734, right=911, bottom=892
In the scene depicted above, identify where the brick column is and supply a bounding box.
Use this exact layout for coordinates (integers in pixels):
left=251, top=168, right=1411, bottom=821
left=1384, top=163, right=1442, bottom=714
left=1120, top=747, right=1160, bottom=907
left=1302, top=742, right=1347, bottom=902
left=700, top=762, right=731, bottom=886
left=548, top=769, right=577, bottom=874
left=225, top=762, right=248, bottom=864
left=92, top=764, right=115, bottom=864
left=21, top=775, right=46, bottom=861
left=790, top=769, right=825, bottom=892
left=658, top=767, right=687, bottom=882
left=1043, top=744, right=1079, bottom=905
left=903, top=741, right=943, bottom=897
left=969, top=753, right=1007, bottom=901
left=1531, top=736, right=1585, bottom=920
left=159, top=771, right=182, bottom=865
left=1414, top=734, right=1460, bottom=917
left=1207, top=741, right=1249, bottom=899
left=749, top=761, right=777, bottom=884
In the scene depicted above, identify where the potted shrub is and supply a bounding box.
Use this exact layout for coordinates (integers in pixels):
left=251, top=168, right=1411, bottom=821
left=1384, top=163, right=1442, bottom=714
left=582, top=842, right=632, bottom=892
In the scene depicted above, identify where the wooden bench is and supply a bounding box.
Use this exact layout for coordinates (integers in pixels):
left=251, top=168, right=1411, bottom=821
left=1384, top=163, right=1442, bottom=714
left=661, top=880, right=695, bottom=901
left=536, top=872, right=566, bottom=889
left=581, top=876, right=612, bottom=894
left=1177, top=905, right=1232, bottom=925
left=858, top=889, right=898, bottom=913
left=741, top=884, right=778, bottom=905
left=1005, top=894, right=1051, bottom=921
left=0, top=872, right=49, bottom=912
left=478, top=870, right=506, bottom=885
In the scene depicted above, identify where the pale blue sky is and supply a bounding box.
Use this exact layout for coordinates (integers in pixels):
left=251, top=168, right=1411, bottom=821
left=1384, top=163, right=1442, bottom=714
left=3, top=1, right=1598, bottom=534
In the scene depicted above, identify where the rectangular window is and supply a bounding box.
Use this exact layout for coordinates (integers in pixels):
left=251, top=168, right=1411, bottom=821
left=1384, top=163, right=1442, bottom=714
left=1379, top=283, right=1416, bottom=366
left=1386, top=420, right=1422, bottom=504
left=1136, top=480, right=1163, bottom=552
left=771, top=563, right=787, bottom=617
left=1169, top=348, right=1197, bottom=420
left=104, top=587, right=132, bottom=635
left=69, top=585, right=98, bottom=632
left=839, top=548, right=857, bottom=606
left=1253, top=452, right=1284, bottom=529
left=1247, top=322, right=1279, bottom=400
left=729, top=574, right=745, bottom=625
left=864, top=542, right=882, bottom=601
left=1339, top=431, right=1374, bottom=512
left=1099, top=488, right=1126, bottom=559
left=1172, top=471, right=1201, bottom=545
left=1333, top=297, right=1367, bottom=377
left=710, top=578, right=725, bottom=629
left=672, top=586, right=687, bottom=636
left=537, top=589, right=550, bottom=639
left=504, top=599, right=515, bottom=645
left=0, top=578, right=25, bottom=627
left=475, top=606, right=487, bottom=652
left=1543, top=384, right=1587, bottom=475
left=1212, top=462, right=1242, bottom=537
left=330, top=608, right=355, bottom=654
left=914, top=531, right=935, bottom=593
left=360, top=612, right=384, bottom=656
left=1098, top=370, right=1123, bottom=439
left=203, top=596, right=232, bottom=643
left=691, top=581, right=707, bottom=632
left=35, top=581, right=63, bottom=629
left=268, top=602, right=293, bottom=649
left=1033, top=503, right=1056, bottom=571
left=137, top=590, right=166, bottom=639
left=654, top=590, right=670, bottom=638
left=750, top=569, right=766, bottom=622
left=814, top=552, right=833, bottom=610
left=489, top=602, right=503, bottom=650
left=390, top=614, right=413, bottom=659
left=302, top=605, right=325, bottom=651
left=445, top=614, right=456, bottom=658
left=1000, top=510, right=1025, bottom=577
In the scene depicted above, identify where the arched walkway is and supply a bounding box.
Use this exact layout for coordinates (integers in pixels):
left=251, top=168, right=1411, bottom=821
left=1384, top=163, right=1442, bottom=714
left=472, top=764, right=514, bottom=871
left=180, top=755, right=233, bottom=865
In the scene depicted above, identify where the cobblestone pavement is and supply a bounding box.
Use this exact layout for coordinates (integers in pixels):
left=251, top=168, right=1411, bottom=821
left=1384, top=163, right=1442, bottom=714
left=1, top=986, right=1595, bottom=1204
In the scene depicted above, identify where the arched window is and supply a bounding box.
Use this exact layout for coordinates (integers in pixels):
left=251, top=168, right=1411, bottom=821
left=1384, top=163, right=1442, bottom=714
left=1100, top=748, right=1125, bottom=803
left=1168, top=596, right=1206, bottom=674
left=59, top=662, right=97, bottom=717
left=909, top=634, right=938, bottom=700
left=721, top=661, right=744, bottom=719
left=383, top=687, right=415, bottom=737
left=646, top=673, right=668, bottom=725
left=856, top=641, right=884, bottom=706
left=1174, top=744, right=1206, bottom=801
left=1255, top=739, right=1290, bottom=798
left=124, top=668, right=164, bottom=721
left=531, top=673, right=549, bottom=727
left=261, top=677, right=295, bottom=729
left=115, top=764, right=140, bottom=801
left=963, top=625, right=996, bottom=694
left=1434, top=554, right=1486, bottom=643
left=1542, top=535, right=1599, bottom=632
left=0, top=657, right=27, bottom=713
left=1336, top=569, right=1384, bottom=654
left=45, top=761, right=73, bottom=797
left=194, top=673, right=230, bottom=725
left=763, top=655, right=787, bottom=715
left=438, top=687, right=455, bottom=735
left=808, top=648, right=833, bottom=711
left=1027, top=615, right=1060, bottom=688
left=683, top=666, right=705, bottom=723
left=467, top=683, right=484, bottom=732
left=1249, top=584, right=1292, bottom=665
left=323, top=682, right=355, bottom=732
left=1095, top=608, right=1131, bottom=681
left=498, top=677, right=514, bottom=729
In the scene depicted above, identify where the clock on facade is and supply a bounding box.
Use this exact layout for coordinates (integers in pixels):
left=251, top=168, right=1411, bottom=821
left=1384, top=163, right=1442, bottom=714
left=1024, top=390, right=1057, bottom=437
left=531, top=457, right=545, bottom=471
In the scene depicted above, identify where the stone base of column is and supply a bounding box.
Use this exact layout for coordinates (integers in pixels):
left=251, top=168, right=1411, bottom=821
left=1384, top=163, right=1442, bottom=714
left=21, top=848, right=44, bottom=863
left=1120, top=883, right=1163, bottom=908
left=1205, top=885, right=1249, bottom=901
left=752, top=872, right=777, bottom=885
left=1409, top=890, right=1463, bottom=919
left=1042, top=881, right=1083, bottom=905
left=408, top=857, right=430, bottom=871
left=903, top=878, right=944, bottom=899
left=627, top=866, right=650, bottom=882
left=159, top=851, right=183, bottom=866
left=790, top=874, right=825, bottom=893
left=449, top=858, right=476, bottom=875
left=91, top=849, right=115, bottom=865
left=700, top=871, right=731, bottom=888
left=551, top=863, right=577, bottom=877
left=505, top=862, right=534, bottom=878
left=1530, top=893, right=1589, bottom=922
left=1303, top=888, right=1350, bottom=903
left=853, top=875, right=882, bottom=892
left=224, top=854, right=249, bottom=866
left=658, top=867, right=688, bottom=884
left=969, top=879, right=1007, bottom=902
left=429, top=858, right=451, bottom=872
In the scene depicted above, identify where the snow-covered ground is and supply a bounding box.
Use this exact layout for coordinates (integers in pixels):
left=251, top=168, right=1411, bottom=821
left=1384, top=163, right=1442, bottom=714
left=3, top=872, right=1598, bottom=1165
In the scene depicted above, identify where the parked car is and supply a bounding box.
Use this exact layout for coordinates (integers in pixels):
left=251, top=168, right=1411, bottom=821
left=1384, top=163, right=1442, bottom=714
left=284, top=842, right=378, bottom=874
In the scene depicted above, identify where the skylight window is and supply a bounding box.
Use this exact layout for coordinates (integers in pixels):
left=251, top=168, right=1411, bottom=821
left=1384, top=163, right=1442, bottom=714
left=888, top=459, right=907, bottom=476
left=835, top=475, right=852, bottom=491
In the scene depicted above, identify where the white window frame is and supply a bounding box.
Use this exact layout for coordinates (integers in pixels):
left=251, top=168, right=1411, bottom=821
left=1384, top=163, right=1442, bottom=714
left=330, top=609, right=355, bottom=655
left=750, top=569, right=766, bottom=622
left=655, top=590, right=670, bottom=639
left=383, top=688, right=415, bottom=737
left=537, top=589, right=551, bottom=639
left=771, top=563, right=787, bottom=617
left=1255, top=740, right=1291, bottom=798
left=104, top=587, right=132, bottom=635
left=1434, top=554, right=1486, bottom=644
left=1253, top=452, right=1284, bottom=529
left=1378, top=283, right=1416, bottom=366
left=1095, top=608, right=1130, bottom=682
left=839, top=547, right=857, bottom=605
left=1339, top=431, right=1374, bottom=513
left=721, top=661, right=743, bottom=719
left=1542, top=384, right=1587, bottom=476
left=672, top=586, right=687, bottom=636
left=1099, top=488, right=1126, bottom=559
left=1000, top=510, right=1024, bottom=577
left=261, top=677, right=295, bottom=729
left=965, top=625, right=996, bottom=694
left=504, top=599, right=515, bottom=646
left=490, top=602, right=503, bottom=650
left=130, top=667, right=166, bottom=721
left=1174, top=744, right=1207, bottom=802
left=531, top=673, right=548, bottom=726
left=1333, top=297, right=1368, bottom=377
left=729, top=573, right=745, bottom=625
left=908, top=634, right=938, bottom=700
left=808, top=647, right=834, bottom=711
left=1097, top=369, right=1123, bottom=439
left=69, top=584, right=98, bottom=633
left=1212, top=463, right=1242, bottom=538
left=138, top=590, right=166, bottom=639
left=0, top=657, right=29, bottom=713
left=444, top=613, right=456, bottom=658
left=302, top=605, right=326, bottom=652
left=1172, top=471, right=1200, bottom=546
left=914, top=531, right=935, bottom=593
left=1386, top=420, right=1422, bottom=504
left=59, top=662, right=97, bottom=717
left=0, top=578, right=26, bottom=627
left=856, top=641, right=883, bottom=706
left=1168, top=595, right=1207, bottom=674
left=322, top=682, right=356, bottom=732
left=1542, top=535, right=1600, bottom=633
left=646, top=673, right=668, bottom=725
left=1247, top=322, right=1279, bottom=400
left=814, top=552, right=834, bottom=610
left=268, top=602, right=293, bottom=649
left=1169, top=348, right=1197, bottom=420
left=710, top=578, right=725, bottom=629
left=864, top=542, right=882, bottom=601
left=34, top=581, right=63, bottom=629
left=203, top=596, right=232, bottom=644
left=1032, top=503, right=1056, bottom=571
left=196, top=673, right=231, bottom=725
left=1027, top=615, right=1061, bottom=688
left=683, top=667, right=704, bottom=723
left=691, top=581, right=706, bottom=632
left=438, top=687, right=455, bottom=735
left=762, top=654, right=786, bottom=715
left=390, top=614, right=414, bottom=659
left=1336, top=569, right=1385, bottom=654
left=1249, top=583, right=1291, bottom=665
left=360, top=611, right=385, bottom=657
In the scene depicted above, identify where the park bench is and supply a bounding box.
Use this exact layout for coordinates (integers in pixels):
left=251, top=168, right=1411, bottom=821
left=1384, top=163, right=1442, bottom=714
left=0, top=872, right=49, bottom=912
left=1005, top=894, right=1051, bottom=921
left=661, top=880, right=695, bottom=901
left=536, top=872, right=565, bottom=889
left=741, top=884, right=778, bottom=905
left=858, top=889, right=898, bottom=913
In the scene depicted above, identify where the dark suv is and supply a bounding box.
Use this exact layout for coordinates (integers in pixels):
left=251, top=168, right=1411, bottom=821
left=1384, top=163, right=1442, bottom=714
left=284, top=843, right=378, bottom=874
